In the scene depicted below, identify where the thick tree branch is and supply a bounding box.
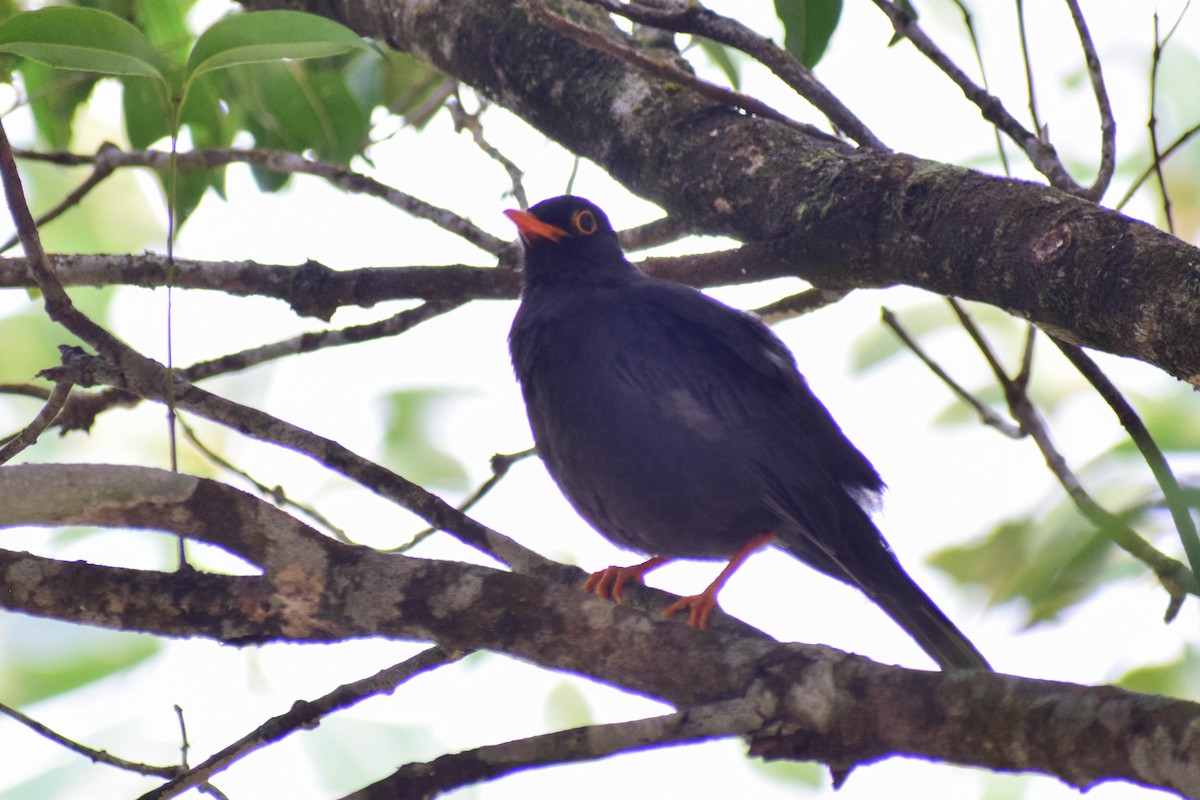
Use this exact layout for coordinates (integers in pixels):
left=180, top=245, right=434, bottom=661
left=0, top=463, right=1197, bottom=797
left=241, top=0, right=1200, bottom=387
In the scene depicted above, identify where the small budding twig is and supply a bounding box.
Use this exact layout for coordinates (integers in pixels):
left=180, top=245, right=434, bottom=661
left=0, top=379, right=71, bottom=463
left=0, top=700, right=179, bottom=779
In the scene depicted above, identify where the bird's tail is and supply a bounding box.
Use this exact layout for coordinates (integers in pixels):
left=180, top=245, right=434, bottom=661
left=869, top=573, right=991, bottom=672
left=774, top=500, right=991, bottom=672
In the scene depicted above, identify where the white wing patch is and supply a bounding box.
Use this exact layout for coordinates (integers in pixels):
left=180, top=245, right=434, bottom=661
left=657, top=389, right=725, bottom=441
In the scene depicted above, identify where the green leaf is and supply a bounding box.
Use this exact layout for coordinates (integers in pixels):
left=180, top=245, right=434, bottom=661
left=349, top=49, right=451, bottom=130
left=122, top=74, right=173, bottom=149
left=930, top=499, right=1123, bottom=627
left=185, top=10, right=364, bottom=84
left=134, top=0, right=193, bottom=67
left=15, top=60, right=98, bottom=149
left=216, top=57, right=370, bottom=185
left=0, top=7, right=165, bottom=80
left=1117, top=647, right=1200, bottom=698
left=125, top=71, right=230, bottom=225
left=774, top=0, right=843, bottom=69
left=544, top=680, right=593, bottom=730
left=379, top=388, right=469, bottom=491
left=1110, top=386, right=1200, bottom=454
left=750, top=758, right=824, bottom=789
left=693, top=37, right=742, bottom=90
left=887, top=0, right=919, bottom=47
left=1, top=617, right=159, bottom=705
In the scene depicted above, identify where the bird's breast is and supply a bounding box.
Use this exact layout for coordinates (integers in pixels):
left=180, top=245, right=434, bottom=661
left=509, top=289, right=772, bottom=557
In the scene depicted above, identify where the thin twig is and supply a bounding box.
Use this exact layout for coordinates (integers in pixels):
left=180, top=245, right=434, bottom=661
left=54, top=300, right=464, bottom=435
left=178, top=414, right=352, bottom=544
left=1015, top=0, right=1042, bottom=136
left=0, top=383, right=51, bottom=400
left=391, top=448, right=537, bottom=553
left=1145, top=5, right=1190, bottom=231
left=1115, top=119, right=1200, bottom=212
left=1014, top=320, right=1037, bottom=391
left=138, top=647, right=469, bottom=800
left=341, top=697, right=760, bottom=799
left=755, top=288, right=849, bottom=324
left=869, top=0, right=1082, bottom=193
left=583, top=0, right=886, bottom=149
left=1050, top=336, right=1200, bottom=596
left=949, top=0, right=1010, bottom=176
left=945, top=301, right=1196, bottom=614
left=448, top=91, right=528, bottom=209
left=0, top=378, right=71, bottom=463
left=881, top=306, right=1023, bottom=438
left=947, top=299, right=1011, bottom=386
left=1063, top=0, right=1116, bottom=200
left=0, top=142, right=122, bottom=253
left=15, top=146, right=507, bottom=255
left=1148, top=10, right=1173, bottom=232
left=617, top=214, right=692, bottom=252
left=182, top=300, right=465, bottom=384
left=0, top=700, right=179, bottom=778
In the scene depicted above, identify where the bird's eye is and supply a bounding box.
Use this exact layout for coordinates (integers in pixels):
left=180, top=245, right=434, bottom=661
left=573, top=209, right=597, bottom=235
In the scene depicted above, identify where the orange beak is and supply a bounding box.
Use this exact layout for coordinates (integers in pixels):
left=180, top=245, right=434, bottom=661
left=505, top=209, right=569, bottom=244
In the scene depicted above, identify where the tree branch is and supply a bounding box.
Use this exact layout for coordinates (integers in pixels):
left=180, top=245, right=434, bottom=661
left=345, top=698, right=762, bottom=799
left=0, top=700, right=180, bottom=779
left=580, top=0, right=887, bottom=150
left=139, top=647, right=469, bottom=800
left=0, top=463, right=1197, bottom=797
left=246, top=0, right=1200, bottom=387
left=15, top=145, right=507, bottom=255
left=0, top=378, right=70, bottom=462
left=867, top=0, right=1083, bottom=193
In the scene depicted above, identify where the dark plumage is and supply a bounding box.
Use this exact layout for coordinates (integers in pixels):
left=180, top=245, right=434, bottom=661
left=507, top=195, right=989, bottom=672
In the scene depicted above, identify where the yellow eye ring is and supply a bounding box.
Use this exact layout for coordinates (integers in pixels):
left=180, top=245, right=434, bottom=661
left=573, top=209, right=598, bottom=235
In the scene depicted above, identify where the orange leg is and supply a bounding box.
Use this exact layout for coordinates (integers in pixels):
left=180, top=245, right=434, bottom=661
left=662, top=533, right=776, bottom=629
left=584, top=556, right=670, bottom=604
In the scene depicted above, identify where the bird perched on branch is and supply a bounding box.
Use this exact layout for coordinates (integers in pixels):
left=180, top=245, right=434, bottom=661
left=506, top=194, right=989, bottom=672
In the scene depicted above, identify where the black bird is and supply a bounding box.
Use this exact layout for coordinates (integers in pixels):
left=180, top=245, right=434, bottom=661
left=506, top=195, right=989, bottom=672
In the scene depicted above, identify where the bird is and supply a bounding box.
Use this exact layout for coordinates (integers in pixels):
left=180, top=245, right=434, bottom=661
left=506, top=195, right=990, bottom=672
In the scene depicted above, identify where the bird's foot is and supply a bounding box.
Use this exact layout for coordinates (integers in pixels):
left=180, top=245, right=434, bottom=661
left=662, top=590, right=720, bottom=630
left=584, top=556, right=669, bottom=604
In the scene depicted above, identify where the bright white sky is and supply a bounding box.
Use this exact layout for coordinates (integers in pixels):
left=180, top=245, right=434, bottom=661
left=0, top=1, right=1196, bottom=798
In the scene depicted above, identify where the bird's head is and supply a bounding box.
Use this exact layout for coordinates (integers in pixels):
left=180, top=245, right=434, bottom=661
left=505, top=195, right=632, bottom=287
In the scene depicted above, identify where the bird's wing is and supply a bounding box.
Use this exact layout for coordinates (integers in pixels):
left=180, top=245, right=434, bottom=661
left=614, top=279, right=892, bottom=575
left=623, top=279, right=884, bottom=496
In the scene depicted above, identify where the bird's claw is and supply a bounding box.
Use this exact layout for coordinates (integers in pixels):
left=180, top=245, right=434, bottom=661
left=662, top=592, right=719, bottom=629
left=584, top=565, right=642, bottom=604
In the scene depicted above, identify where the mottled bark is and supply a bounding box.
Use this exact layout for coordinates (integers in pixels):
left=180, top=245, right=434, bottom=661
left=245, top=0, right=1200, bottom=386
left=2, top=463, right=1198, bottom=796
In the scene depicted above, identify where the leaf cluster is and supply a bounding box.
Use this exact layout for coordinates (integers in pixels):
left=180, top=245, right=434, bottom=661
left=0, top=2, right=448, bottom=222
